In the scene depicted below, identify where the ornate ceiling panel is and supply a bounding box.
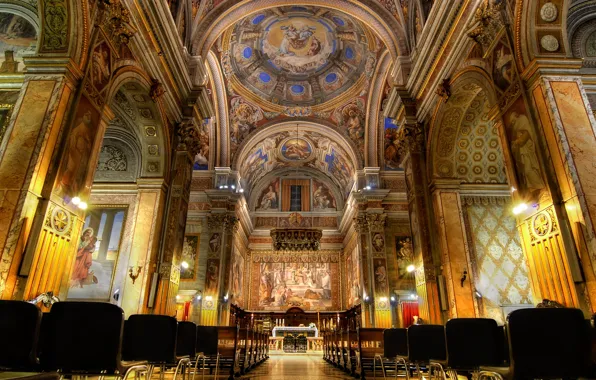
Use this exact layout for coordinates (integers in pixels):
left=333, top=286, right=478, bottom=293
left=221, top=6, right=377, bottom=108
left=235, top=123, right=358, bottom=198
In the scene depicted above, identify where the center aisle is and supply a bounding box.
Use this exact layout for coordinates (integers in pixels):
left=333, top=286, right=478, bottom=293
left=241, top=354, right=354, bottom=379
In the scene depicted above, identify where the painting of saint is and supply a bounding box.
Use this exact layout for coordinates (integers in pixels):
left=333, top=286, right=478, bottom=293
left=180, top=235, right=199, bottom=281
left=229, top=97, right=263, bottom=158
left=374, top=259, right=388, bottom=294
left=504, top=98, right=546, bottom=203
left=262, top=17, right=333, bottom=75
left=312, top=180, right=336, bottom=210
left=231, top=248, right=244, bottom=304
left=396, top=236, right=414, bottom=279
left=372, top=233, right=385, bottom=252
left=193, top=118, right=210, bottom=170
left=333, top=100, right=365, bottom=153
left=68, top=207, right=127, bottom=301
left=348, top=247, right=361, bottom=307
left=55, top=95, right=101, bottom=198
left=384, top=117, right=402, bottom=170
left=281, top=138, right=312, bottom=161
left=91, top=42, right=111, bottom=93
left=493, top=42, right=515, bottom=92
left=0, top=13, right=37, bottom=73
left=205, top=259, right=219, bottom=294
left=257, top=179, right=279, bottom=210
left=209, top=233, right=221, bottom=252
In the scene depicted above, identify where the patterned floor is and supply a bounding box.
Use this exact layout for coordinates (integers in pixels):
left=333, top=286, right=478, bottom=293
left=242, top=354, right=355, bottom=379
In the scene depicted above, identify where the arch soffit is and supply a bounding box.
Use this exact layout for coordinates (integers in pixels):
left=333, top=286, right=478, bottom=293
left=191, top=0, right=407, bottom=61
left=249, top=167, right=345, bottom=211
left=206, top=50, right=229, bottom=167
left=234, top=121, right=360, bottom=195
left=428, top=68, right=498, bottom=180
left=367, top=50, right=392, bottom=167
left=105, top=69, right=169, bottom=178
left=514, top=0, right=572, bottom=70
left=0, top=2, right=39, bottom=30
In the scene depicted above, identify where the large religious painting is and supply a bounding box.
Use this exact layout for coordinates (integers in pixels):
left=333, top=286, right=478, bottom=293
left=68, top=207, right=127, bottom=301
left=280, top=138, right=312, bottom=161
left=346, top=246, right=361, bottom=307
left=502, top=97, right=547, bottom=204
left=180, top=234, right=199, bottom=281
left=231, top=246, right=245, bottom=306
left=0, top=13, right=37, bottom=73
left=55, top=95, right=102, bottom=198
left=251, top=252, right=339, bottom=311
left=256, top=178, right=279, bottom=211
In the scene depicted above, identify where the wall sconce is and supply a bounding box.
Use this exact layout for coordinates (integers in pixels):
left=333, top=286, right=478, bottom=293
left=475, top=291, right=483, bottom=299
left=406, top=264, right=416, bottom=273
left=128, top=266, right=142, bottom=284
left=113, top=288, right=120, bottom=301
left=460, top=270, right=468, bottom=287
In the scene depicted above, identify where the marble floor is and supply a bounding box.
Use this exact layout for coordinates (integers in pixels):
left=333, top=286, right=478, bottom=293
left=241, top=354, right=355, bottom=379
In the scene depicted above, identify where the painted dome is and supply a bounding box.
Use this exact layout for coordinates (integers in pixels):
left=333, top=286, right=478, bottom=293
left=223, top=6, right=375, bottom=108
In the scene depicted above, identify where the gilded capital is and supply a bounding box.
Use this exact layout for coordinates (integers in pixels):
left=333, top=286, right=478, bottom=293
left=176, top=120, right=201, bottom=156
left=397, top=123, right=425, bottom=156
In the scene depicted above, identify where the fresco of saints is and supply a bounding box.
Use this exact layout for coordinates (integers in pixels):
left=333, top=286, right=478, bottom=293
left=70, top=228, right=97, bottom=288
left=92, top=44, right=111, bottom=87
left=509, top=111, right=545, bottom=201
left=58, top=110, right=94, bottom=197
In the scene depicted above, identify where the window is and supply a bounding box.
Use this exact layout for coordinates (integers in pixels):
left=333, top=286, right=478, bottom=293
left=290, top=185, right=302, bottom=211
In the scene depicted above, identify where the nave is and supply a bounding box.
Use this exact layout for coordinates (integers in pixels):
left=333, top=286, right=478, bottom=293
left=242, top=355, right=351, bottom=380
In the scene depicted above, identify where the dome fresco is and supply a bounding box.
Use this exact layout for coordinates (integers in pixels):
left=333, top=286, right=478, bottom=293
left=224, top=6, right=375, bottom=107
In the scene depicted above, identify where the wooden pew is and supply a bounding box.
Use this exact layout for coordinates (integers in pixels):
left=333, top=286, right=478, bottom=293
left=354, top=327, right=384, bottom=380
left=217, top=325, right=239, bottom=380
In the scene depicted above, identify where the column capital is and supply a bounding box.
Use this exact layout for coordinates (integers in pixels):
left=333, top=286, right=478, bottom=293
left=366, top=213, right=387, bottom=232
left=207, top=213, right=238, bottom=232
left=397, top=122, right=425, bottom=157
left=353, top=214, right=369, bottom=233
left=176, top=119, right=201, bottom=156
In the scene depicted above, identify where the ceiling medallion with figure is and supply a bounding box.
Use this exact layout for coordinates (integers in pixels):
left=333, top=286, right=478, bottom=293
left=223, top=6, right=377, bottom=109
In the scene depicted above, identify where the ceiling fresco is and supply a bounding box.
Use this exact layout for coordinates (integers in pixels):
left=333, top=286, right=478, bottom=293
left=235, top=124, right=358, bottom=198
left=221, top=6, right=377, bottom=109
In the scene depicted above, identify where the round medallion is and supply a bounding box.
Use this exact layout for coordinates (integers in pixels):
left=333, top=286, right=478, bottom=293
left=533, top=212, right=552, bottom=237
left=540, top=2, right=558, bottom=23
left=279, top=138, right=313, bottom=161
left=541, top=35, right=560, bottom=52
left=51, top=207, right=70, bottom=233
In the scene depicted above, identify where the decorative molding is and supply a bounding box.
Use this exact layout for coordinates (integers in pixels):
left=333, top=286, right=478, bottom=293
left=39, top=0, right=69, bottom=53
left=176, top=120, right=201, bottom=156
left=250, top=250, right=341, bottom=263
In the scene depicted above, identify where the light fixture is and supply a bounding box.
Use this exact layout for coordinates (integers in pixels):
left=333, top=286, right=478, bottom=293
left=79, top=202, right=88, bottom=210
left=390, top=296, right=396, bottom=302
left=175, top=295, right=180, bottom=300
left=511, top=186, right=517, bottom=193
left=181, top=261, right=189, bottom=269
left=231, top=185, right=236, bottom=189
left=365, top=185, right=371, bottom=190
left=196, top=294, right=202, bottom=301
left=410, top=294, right=417, bottom=300
left=512, top=203, right=528, bottom=215
left=475, top=291, right=483, bottom=299
left=406, top=264, right=416, bottom=273
left=71, top=197, right=81, bottom=206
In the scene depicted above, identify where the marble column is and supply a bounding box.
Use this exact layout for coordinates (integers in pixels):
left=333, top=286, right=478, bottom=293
left=432, top=181, right=476, bottom=318
left=153, top=120, right=200, bottom=316
left=399, top=123, right=443, bottom=324
left=528, top=76, right=596, bottom=311
left=353, top=215, right=372, bottom=327
left=0, top=63, right=78, bottom=300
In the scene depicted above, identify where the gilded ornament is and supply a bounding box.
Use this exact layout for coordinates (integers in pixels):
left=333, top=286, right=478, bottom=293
left=540, top=34, right=560, bottom=52
left=533, top=212, right=552, bottom=237
left=51, top=207, right=70, bottom=233
left=40, top=0, right=69, bottom=52
left=540, top=2, right=558, bottom=23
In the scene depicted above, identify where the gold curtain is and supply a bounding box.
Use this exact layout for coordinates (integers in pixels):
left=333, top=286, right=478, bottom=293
left=281, top=179, right=310, bottom=212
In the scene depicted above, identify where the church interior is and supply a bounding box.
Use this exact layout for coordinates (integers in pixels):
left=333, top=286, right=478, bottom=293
left=2, top=0, right=596, bottom=379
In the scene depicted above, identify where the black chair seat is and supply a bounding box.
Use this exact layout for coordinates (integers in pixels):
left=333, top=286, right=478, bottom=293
left=0, top=301, right=42, bottom=371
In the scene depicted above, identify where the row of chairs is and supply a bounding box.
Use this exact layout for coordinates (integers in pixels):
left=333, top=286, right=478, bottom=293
left=0, top=300, right=269, bottom=380
left=323, top=307, right=590, bottom=379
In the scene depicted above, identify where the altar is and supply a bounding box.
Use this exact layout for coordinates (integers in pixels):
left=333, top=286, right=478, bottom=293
left=270, top=326, right=322, bottom=352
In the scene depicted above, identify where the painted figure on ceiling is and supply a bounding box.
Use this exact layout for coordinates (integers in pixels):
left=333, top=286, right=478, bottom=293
left=260, top=185, right=278, bottom=210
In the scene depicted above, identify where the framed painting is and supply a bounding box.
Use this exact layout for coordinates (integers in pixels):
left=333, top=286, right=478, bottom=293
left=67, top=206, right=127, bottom=301
left=180, top=234, right=200, bottom=281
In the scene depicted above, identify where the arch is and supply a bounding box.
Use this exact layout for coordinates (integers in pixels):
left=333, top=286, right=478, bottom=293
left=250, top=167, right=345, bottom=212
left=105, top=69, right=169, bottom=178
left=234, top=121, right=361, bottom=198
left=191, top=0, right=407, bottom=61
left=366, top=50, right=392, bottom=167
left=428, top=67, right=506, bottom=183
left=206, top=50, right=229, bottom=167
